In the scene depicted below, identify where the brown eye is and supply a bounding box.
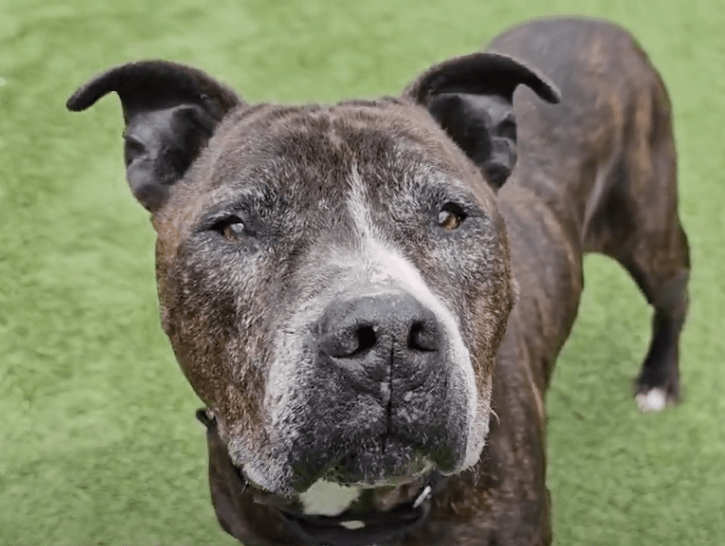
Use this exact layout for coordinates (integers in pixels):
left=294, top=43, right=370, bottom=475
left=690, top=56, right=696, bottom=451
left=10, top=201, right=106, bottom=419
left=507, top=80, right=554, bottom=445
left=437, top=203, right=466, bottom=230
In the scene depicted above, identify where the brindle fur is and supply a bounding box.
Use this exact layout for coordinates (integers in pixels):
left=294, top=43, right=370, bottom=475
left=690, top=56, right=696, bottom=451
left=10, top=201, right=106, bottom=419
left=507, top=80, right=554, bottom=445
left=67, top=17, right=689, bottom=546
left=403, top=18, right=690, bottom=545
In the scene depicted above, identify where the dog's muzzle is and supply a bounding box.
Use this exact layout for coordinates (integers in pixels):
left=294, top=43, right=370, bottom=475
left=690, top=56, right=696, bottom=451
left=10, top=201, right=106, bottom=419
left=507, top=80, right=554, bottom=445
left=241, top=286, right=474, bottom=493
left=279, top=289, right=468, bottom=486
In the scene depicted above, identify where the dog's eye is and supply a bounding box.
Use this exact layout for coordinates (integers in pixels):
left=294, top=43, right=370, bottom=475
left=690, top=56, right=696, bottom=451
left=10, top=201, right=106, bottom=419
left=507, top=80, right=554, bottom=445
left=224, top=221, right=246, bottom=241
left=437, top=203, right=466, bottom=230
left=212, top=216, right=247, bottom=242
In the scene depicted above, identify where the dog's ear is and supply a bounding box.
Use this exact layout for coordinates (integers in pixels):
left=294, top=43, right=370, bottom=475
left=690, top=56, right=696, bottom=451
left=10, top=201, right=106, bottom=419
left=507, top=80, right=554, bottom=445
left=402, top=53, right=560, bottom=190
left=67, top=61, right=242, bottom=212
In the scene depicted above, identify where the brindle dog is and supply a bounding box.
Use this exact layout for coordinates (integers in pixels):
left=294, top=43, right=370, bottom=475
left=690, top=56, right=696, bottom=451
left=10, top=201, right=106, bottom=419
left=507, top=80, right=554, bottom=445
left=67, top=17, right=689, bottom=546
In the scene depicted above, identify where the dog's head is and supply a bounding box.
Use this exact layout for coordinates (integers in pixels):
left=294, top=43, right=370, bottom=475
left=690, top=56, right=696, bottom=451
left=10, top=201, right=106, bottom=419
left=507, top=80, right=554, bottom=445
left=68, top=55, right=558, bottom=497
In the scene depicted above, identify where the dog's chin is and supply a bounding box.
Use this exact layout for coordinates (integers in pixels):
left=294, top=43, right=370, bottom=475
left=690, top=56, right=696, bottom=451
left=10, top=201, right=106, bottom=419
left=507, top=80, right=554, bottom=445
left=325, top=436, right=433, bottom=487
left=240, top=435, right=441, bottom=496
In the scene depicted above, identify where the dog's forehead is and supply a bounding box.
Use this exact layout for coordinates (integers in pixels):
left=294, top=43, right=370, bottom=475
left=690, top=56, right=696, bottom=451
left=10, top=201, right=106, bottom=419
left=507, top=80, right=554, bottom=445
left=205, top=100, right=491, bottom=198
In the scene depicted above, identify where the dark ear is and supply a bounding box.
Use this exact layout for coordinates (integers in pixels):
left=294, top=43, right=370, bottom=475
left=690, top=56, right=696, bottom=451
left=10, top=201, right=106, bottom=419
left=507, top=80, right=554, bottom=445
left=67, top=61, right=242, bottom=212
left=402, top=53, right=560, bottom=190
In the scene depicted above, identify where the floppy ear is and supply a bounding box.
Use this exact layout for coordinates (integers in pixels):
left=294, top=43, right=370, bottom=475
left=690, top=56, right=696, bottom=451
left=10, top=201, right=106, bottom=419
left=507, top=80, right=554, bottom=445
left=402, top=53, right=560, bottom=190
left=67, top=61, right=242, bottom=212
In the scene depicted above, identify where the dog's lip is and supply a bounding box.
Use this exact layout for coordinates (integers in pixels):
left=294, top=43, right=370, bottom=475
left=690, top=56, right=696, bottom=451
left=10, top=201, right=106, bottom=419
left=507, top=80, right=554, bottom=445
left=225, top=458, right=286, bottom=500
left=243, top=469, right=425, bottom=511
left=319, top=434, right=433, bottom=487
left=242, top=468, right=428, bottom=518
left=328, top=455, right=432, bottom=487
left=235, top=434, right=433, bottom=496
left=251, top=485, right=297, bottom=508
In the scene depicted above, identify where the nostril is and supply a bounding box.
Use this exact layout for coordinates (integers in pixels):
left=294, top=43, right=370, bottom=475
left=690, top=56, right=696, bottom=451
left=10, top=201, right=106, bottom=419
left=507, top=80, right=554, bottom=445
left=355, top=325, right=377, bottom=355
left=321, top=323, right=378, bottom=359
left=408, top=320, right=439, bottom=352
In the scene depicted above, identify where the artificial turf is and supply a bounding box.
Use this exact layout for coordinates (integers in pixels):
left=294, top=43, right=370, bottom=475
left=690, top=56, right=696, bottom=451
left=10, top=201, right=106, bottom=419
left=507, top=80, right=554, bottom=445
left=1, top=0, right=724, bottom=544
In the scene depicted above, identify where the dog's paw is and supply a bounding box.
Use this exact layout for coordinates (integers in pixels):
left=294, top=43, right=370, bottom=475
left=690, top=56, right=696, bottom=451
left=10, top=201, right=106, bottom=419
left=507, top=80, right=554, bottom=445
left=635, top=388, right=666, bottom=412
left=635, top=387, right=677, bottom=413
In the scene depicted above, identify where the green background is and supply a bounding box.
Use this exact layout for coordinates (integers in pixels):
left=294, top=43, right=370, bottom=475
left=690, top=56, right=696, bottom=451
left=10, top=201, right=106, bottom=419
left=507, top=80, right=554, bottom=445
left=1, top=0, right=723, bottom=544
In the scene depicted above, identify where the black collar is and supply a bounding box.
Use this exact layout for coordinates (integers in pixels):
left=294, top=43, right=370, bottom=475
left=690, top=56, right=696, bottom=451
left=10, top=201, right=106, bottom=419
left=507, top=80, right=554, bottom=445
left=196, top=408, right=445, bottom=546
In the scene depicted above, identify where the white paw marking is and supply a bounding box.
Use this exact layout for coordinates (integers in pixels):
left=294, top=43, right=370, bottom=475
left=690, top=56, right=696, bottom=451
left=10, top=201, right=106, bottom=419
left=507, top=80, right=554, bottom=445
left=300, top=480, right=363, bottom=516
left=636, top=388, right=667, bottom=412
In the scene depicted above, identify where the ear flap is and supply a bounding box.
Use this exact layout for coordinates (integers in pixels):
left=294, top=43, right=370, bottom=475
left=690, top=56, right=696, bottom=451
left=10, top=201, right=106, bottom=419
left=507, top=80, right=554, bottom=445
left=402, top=53, right=560, bottom=190
left=67, top=61, right=242, bottom=211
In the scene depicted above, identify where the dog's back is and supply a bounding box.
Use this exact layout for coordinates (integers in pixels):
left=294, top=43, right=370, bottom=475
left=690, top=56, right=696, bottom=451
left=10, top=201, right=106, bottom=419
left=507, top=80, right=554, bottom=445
left=488, top=17, right=689, bottom=408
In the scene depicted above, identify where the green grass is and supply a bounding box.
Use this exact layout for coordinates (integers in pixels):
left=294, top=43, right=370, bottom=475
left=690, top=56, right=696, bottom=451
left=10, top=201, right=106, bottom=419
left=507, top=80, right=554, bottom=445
left=1, top=0, right=724, bottom=544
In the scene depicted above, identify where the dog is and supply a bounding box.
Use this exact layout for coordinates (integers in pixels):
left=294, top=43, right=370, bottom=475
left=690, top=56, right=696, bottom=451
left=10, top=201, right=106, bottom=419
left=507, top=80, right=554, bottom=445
left=67, top=16, right=689, bottom=546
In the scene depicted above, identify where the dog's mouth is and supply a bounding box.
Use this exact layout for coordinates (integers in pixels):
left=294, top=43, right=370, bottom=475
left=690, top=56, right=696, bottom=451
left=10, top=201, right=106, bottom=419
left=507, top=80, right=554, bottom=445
left=247, top=405, right=463, bottom=494
left=249, top=466, right=445, bottom=546
left=324, top=436, right=433, bottom=487
left=199, top=408, right=449, bottom=545
left=229, top=433, right=434, bottom=514
left=247, top=442, right=445, bottom=546
left=246, top=431, right=436, bottom=495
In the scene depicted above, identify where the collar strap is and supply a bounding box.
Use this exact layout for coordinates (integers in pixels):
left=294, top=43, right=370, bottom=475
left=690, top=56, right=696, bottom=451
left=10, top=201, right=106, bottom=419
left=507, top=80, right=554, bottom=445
left=196, top=409, right=446, bottom=546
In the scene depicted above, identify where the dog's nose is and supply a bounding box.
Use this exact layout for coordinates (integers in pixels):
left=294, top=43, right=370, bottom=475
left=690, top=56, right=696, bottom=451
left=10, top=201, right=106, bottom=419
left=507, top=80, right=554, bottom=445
left=317, top=292, right=441, bottom=389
